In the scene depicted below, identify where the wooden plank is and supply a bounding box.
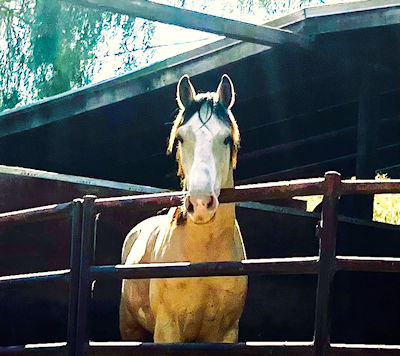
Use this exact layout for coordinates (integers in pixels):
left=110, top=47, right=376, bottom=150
left=68, top=0, right=306, bottom=48
left=236, top=154, right=357, bottom=185
left=233, top=202, right=400, bottom=231
left=304, top=3, right=400, bottom=34
left=0, top=165, right=163, bottom=194
left=0, top=4, right=306, bottom=139
left=240, top=126, right=356, bottom=161
left=305, top=0, right=400, bottom=19
left=0, top=165, right=164, bottom=213
left=238, top=202, right=317, bottom=219
left=0, top=38, right=267, bottom=139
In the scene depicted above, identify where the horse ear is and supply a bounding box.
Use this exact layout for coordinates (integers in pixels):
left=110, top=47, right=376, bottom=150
left=177, top=74, right=196, bottom=110
left=217, top=74, right=235, bottom=109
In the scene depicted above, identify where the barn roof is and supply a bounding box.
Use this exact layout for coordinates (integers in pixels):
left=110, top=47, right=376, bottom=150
left=0, top=0, right=398, bottom=188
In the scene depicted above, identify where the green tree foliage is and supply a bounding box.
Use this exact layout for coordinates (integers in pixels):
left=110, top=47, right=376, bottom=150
left=0, top=0, right=154, bottom=111
left=0, top=0, right=326, bottom=112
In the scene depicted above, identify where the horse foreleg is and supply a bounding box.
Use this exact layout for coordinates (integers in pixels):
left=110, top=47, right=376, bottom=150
left=153, top=306, right=183, bottom=342
left=221, top=321, right=239, bottom=343
left=119, top=296, right=146, bottom=341
left=199, top=320, right=239, bottom=343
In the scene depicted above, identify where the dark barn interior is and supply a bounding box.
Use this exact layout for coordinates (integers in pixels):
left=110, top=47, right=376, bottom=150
left=0, top=1, right=399, bottom=351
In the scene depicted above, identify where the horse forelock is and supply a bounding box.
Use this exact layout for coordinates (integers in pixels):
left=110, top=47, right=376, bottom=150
left=167, top=97, right=240, bottom=188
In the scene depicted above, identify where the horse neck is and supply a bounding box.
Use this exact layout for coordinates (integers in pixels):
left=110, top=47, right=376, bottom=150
left=184, top=170, right=237, bottom=262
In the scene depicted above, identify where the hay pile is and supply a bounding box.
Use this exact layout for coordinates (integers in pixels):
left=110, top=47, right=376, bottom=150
left=373, top=174, right=400, bottom=225
left=294, top=174, right=400, bottom=225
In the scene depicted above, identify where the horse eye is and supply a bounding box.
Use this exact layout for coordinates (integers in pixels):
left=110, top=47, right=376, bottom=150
left=176, top=135, right=184, bottom=144
left=223, top=136, right=233, bottom=146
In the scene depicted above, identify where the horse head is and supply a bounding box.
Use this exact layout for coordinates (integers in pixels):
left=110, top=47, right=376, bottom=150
left=168, top=74, right=240, bottom=224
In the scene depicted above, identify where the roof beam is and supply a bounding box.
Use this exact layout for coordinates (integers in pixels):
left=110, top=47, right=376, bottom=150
left=67, top=0, right=308, bottom=48
left=0, top=0, right=398, bottom=140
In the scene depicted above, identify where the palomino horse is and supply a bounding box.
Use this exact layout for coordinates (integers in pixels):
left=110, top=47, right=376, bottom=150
left=120, top=74, right=247, bottom=343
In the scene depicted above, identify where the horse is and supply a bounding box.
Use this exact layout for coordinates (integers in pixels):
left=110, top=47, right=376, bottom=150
left=119, top=74, right=248, bottom=343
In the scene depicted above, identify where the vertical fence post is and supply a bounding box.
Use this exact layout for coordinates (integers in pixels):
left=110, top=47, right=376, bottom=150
left=314, top=171, right=341, bottom=356
left=67, top=198, right=83, bottom=356
left=75, top=195, right=97, bottom=356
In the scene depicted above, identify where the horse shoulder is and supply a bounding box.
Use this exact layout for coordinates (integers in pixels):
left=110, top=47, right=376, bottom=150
left=234, top=219, right=247, bottom=260
left=122, top=214, right=171, bottom=265
left=120, top=211, right=177, bottom=337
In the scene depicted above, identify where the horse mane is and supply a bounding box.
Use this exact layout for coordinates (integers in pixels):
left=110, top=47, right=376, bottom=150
left=167, top=95, right=240, bottom=189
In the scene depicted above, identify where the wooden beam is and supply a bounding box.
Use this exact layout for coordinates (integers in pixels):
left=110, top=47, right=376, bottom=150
left=305, top=0, right=400, bottom=17
left=236, top=154, right=357, bottom=185
left=0, top=165, right=165, bottom=214
left=68, top=0, right=307, bottom=48
left=304, top=0, right=400, bottom=34
left=0, top=0, right=398, bottom=141
left=0, top=37, right=267, bottom=139
left=0, top=165, right=164, bottom=194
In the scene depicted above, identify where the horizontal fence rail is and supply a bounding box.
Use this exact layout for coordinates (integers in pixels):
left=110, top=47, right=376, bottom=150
left=88, top=341, right=316, bottom=356
left=3, top=342, right=400, bottom=356
left=0, top=201, right=73, bottom=227
left=336, top=256, right=400, bottom=273
left=0, top=200, right=81, bottom=356
left=340, top=179, right=400, bottom=195
left=0, top=343, right=67, bottom=356
left=91, top=257, right=320, bottom=280
left=1, top=172, right=400, bottom=355
left=94, top=177, right=400, bottom=212
left=94, top=178, right=327, bottom=212
left=91, top=255, right=400, bottom=281
left=0, top=269, right=70, bottom=287
left=87, top=342, right=400, bottom=356
left=330, top=343, right=400, bottom=356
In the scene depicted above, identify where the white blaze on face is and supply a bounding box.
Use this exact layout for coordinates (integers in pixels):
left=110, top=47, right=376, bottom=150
left=178, top=102, right=232, bottom=223
left=175, top=74, right=236, bottom=224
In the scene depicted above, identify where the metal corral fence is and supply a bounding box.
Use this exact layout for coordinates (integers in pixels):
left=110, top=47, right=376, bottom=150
left=1, top=171, right=400, bottom=356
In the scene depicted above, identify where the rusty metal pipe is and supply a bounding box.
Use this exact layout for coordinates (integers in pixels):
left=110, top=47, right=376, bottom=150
left=91, top=257, right=320, bottom=280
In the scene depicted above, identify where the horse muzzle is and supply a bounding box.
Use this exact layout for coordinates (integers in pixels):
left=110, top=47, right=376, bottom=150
left=185, top=193, right=219, bottom=224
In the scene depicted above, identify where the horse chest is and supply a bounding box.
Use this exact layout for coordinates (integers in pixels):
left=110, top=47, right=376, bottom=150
left=150, top=276, right=247, bottom=329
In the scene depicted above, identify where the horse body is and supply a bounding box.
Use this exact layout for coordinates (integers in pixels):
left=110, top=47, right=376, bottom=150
left=120, top=74, right=247, bottom=343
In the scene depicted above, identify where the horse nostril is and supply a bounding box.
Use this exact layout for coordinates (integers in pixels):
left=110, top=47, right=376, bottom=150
left=185, top=196, right=194, bottom=213
left=207, top=196, right=214, bottom=209
left=186, top=194, right=218, bottom=216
